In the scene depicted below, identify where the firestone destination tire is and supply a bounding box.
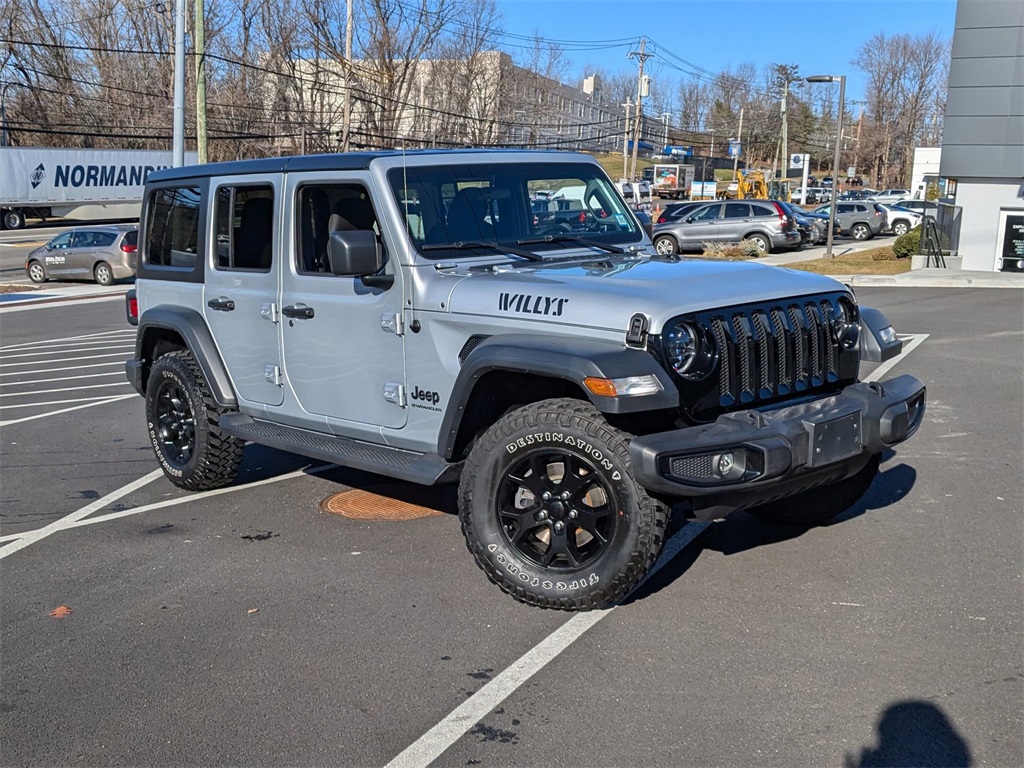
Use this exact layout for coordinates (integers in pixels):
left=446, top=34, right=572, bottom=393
left=146, top=350, right=245, bottom=491
left=747, top=454, right=881, bottom=527
left=459, top=398, right=669, bottom=611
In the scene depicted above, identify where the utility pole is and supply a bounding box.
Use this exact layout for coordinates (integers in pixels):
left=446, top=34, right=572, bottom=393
left=780, top=80, right=789, bottom=179
left=194, top=0, right=207, bottom=163
left=731, top=106, right=744, bottom=179
left=172, top=0, right=185, bottom=166
left=341, top=0, right=354, bottom=152
left=621, top=101, right=631, bottom=168
left=627, top=38, right=652, bottom=181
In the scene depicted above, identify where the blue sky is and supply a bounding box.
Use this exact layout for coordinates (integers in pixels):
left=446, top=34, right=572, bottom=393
left=496, top=0, right=959, bottom=102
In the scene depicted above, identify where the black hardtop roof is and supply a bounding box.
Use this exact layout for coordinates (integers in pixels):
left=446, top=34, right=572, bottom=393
left=146, top=148, right=590, bottom=184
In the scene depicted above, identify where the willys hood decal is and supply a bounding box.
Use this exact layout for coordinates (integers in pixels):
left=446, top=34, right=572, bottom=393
left=444, top=257, right=845, bottom=334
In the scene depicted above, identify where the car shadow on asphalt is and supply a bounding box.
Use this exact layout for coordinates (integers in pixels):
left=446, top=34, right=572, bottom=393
left=625, top=451, right=918, bottom=605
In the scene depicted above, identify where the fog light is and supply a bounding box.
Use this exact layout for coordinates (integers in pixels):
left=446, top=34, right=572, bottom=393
left=717, top=453, right=734, bottom=475
left=712, top=451, right=746, bottom=481
left=879, top=326, right=898, bottom=344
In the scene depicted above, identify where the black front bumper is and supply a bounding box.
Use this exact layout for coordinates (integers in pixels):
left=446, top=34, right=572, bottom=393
left=629, top=374, right=926, bottom=521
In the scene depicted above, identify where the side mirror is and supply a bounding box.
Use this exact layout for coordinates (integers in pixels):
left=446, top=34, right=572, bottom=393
left=328, top=229, right=383, bottom=276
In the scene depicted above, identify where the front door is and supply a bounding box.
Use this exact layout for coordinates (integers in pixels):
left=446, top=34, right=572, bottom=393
left=203, top=174, right=284, bottom=407
left=279, top=173, right=407, bottom=430
left=680, top=202, right=722, bottom=247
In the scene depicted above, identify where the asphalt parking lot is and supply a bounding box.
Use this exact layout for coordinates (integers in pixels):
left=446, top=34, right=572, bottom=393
left=1, top=288, right=1021, bottom=767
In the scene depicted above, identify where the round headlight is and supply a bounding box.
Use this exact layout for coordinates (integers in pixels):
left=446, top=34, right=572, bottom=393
left=832, top=297, right=860, bottom=349
left=663, top=321, right=715, bottom=380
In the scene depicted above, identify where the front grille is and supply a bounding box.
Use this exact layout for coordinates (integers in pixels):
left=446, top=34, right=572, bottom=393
left=669, top=454, right=716, bottom=480
left=706, top=298, right=842, bottom=407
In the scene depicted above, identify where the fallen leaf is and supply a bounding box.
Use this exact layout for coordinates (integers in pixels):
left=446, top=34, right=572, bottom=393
left=247, top=608, right=259, bottom=614
left=50, top=605, right=72, bottom=619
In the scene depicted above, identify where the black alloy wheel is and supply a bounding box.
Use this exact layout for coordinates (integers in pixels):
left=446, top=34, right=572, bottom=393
left=498, top=450, right=617, bottom=570
left=154, top=376, right=196, bottom=468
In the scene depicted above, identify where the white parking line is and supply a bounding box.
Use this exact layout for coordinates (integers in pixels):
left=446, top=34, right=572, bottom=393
left=1, top=381, right=132, bottom=397
left=0, top=371, right=124, bottom=385
left=0, top=469, right=165, bottom=560
left=0, top=338, right=136, bottom=354
left=0, top=328, right=134, bottom=352
left=0, top=361, right=124, bottom=376
left=0, top=344, right=134, bottom=360
left=384, top=333, right=930, bottom=768
left=0, top=352, right=130, bottom=367
left=0, top=394, right=134, bottom=427
left=0, top=394, right=135, bottom=410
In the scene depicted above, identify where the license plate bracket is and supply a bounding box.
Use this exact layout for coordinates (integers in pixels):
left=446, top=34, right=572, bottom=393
left=806, top=411, right=862, bottom=467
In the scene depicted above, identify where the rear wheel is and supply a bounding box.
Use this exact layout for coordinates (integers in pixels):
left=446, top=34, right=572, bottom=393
left=459, top=398, right=669, bottom=610
left=146, top=350, right=245, bottom=491
left=747, top=454, right=880, bottom=527
left=747, top=233, right=771, bottom=254
left=3, top=210, right=26, bottom=230
left=653, top=234, right=678, bottom=255
left=852, top=223, right=871, bottom=240
left=93, top=261, right=114, bottom=286
left=27, top=261, right=46, bottom=284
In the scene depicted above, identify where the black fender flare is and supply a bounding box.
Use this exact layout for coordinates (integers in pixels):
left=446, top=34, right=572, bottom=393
left=133, top=306, right=237, bottom=407
left=437, top=334, right=678, bottom=459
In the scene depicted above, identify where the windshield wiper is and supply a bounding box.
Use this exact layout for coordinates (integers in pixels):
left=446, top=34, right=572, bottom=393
left=421, top=240, right=543, bottom=262
left=516, top=234, right=626, bottom=254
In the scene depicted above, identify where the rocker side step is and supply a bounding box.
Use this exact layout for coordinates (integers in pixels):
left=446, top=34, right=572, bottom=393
left=219, top=413, right=461, bottom=486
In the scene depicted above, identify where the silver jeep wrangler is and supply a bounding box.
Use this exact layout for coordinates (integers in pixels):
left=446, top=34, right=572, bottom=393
left=125, top=150, right=925, bottom=611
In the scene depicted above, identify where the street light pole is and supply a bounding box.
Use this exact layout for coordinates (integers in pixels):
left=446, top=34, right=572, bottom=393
left=807, top=74, right=846, bottom=259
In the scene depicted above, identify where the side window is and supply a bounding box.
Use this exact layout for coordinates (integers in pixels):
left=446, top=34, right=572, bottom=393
left=296, top=183, right=381, bottom=275
left=724, top=203, right=750, bottom=218
left=146, top=186, right=201, bottom=268
left=214, top=184, right=275, bottom=271
left=49, top=232, right=72, bottom=249
left=837, top=204, right=854, bottom=214
left=692, top=204, right=721, bottom=222
left=93, top=232, right=117, bottom=247
left=751, top=204, right=774, bottom=218
left=70, top=232, right=89, bottom=248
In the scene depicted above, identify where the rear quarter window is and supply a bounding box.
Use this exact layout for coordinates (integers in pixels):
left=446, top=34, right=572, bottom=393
left=145, top=186, right=201, bottom=268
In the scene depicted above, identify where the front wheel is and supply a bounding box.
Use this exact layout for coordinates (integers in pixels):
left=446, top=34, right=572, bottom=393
left=146, top=350, right=245, bottom=491
left=27, top=261, right=46, bottom=284
left=892, top=220, right=909, bottom=236
left=93, top=261, right=114, bottom=286
left=459, top=398, right=669, bottom=610
left=3, top=210, right=26, bottom=230
left=653, top=234, right=678, bottom=255
left=747, top=454, right=881, bottom=527
left=852, top=223, right=871, bottom=240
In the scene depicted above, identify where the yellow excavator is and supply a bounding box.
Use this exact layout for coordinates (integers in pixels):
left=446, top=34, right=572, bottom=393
left=735, top=169, right=769, bottom=199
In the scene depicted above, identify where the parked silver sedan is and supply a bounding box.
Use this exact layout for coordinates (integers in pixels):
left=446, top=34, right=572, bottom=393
left=25, top=224, right=138, bottom=286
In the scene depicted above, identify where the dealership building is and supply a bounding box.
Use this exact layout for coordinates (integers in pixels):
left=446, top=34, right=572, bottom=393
left=939, top=0, right=1024, bottom=271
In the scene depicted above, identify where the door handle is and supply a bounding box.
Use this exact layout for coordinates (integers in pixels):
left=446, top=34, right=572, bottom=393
left=207, top=297, right=235, bottom=312
left=282, top=304, right=315, bottom=319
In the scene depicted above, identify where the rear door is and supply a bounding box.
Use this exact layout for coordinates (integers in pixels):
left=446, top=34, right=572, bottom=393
left=202, top=174, right=285, bottom=407
left=63, top=231, right=97, bottom=278
left=721, top=202, right=753, bottom=241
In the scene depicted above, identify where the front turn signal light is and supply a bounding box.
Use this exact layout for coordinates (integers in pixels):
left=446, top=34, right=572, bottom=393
left=584, top=374, right=662, bottom=397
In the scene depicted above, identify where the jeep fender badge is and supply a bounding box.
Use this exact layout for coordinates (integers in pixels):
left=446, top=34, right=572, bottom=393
left=626, top=313, right=649, bottom=347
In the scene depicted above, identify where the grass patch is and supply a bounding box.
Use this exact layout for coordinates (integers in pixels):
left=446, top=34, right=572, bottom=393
left=783, top=246, right=912, bottom=275
left=591, top=152, right=654, bottom=180
left=0, top=284, right=38, bottom=294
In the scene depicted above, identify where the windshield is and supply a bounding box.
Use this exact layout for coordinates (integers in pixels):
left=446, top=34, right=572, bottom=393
left=388, top=162, right=642, bottom=258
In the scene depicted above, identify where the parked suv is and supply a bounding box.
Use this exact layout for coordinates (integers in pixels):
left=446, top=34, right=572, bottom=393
left=652, top=200, right=801, bottom=255
left=813, top=202, right=887, bottom=240
left=26, top=224, right=138, bottom=285
left=124, top=150, right=925, bottom=611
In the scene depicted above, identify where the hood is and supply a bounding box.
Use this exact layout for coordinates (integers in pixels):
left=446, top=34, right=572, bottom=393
left=442, top=255, right=845, bottom=334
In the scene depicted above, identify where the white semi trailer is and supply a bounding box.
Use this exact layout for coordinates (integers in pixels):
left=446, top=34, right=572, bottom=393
left=0, top=147, right=197, bottom=230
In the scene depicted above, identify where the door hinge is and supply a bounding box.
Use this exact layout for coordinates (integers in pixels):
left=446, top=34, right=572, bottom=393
left=260, top=302, right=279, bottom=323
left=383, top=382, right=406, bottom=407
left=380, top=312, right=404, bottom=336
left=264, top=365, right=283, bottom=386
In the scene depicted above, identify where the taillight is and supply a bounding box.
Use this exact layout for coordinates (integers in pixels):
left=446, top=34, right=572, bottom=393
left=771, top=202, right=787, bottom=224
left=657, top=215, right=668, bottom=224
left=120, top=243, right=137, bottom=253
left=125, top=289, right=139, bottom=326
